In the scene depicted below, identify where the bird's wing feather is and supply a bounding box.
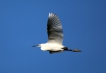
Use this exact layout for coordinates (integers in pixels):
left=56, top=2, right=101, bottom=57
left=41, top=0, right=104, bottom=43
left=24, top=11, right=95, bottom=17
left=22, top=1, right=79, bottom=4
left=47, top=13, right=63, bottom=44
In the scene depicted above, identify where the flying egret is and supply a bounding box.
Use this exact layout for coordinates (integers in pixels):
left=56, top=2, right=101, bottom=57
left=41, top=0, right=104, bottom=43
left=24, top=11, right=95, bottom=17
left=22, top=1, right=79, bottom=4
left=32, top=13, right=81, bottom=54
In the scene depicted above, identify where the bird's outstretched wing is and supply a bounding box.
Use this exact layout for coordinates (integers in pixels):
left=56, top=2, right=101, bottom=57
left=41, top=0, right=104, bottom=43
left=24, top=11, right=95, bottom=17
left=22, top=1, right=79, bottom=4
left=47, top=13, right=63, bottom=44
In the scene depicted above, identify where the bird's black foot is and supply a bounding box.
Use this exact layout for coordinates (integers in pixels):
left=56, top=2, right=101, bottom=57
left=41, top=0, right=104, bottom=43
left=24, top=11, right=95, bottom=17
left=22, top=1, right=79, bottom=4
left=72, top=49, right=81, bottom=52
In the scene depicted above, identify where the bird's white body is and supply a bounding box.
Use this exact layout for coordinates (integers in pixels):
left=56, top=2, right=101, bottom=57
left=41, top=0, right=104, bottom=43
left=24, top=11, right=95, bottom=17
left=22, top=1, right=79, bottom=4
left=32, top=13, right=81, bottom=54
left=40, top=43, right=64, bottom=51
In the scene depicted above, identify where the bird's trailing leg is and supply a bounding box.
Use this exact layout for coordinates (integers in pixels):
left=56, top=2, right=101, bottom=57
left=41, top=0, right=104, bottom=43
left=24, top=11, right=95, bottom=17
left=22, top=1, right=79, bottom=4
left=66, top=49, right=81, bottom=52
left=62, top=47, right=81, bottom=52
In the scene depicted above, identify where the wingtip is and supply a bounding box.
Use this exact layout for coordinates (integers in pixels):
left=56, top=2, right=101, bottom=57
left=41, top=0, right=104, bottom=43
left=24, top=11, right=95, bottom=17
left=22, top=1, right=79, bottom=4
left=49, top=12, right=56, bottom=17
left=49, top=13, right=51, bottom=16
left=49, top=13, right=52, bottom=16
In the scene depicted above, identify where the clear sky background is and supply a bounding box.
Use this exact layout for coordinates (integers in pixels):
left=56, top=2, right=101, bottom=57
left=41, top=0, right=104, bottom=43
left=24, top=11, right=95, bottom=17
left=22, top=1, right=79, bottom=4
left=0, top=0, right=106, bottom=73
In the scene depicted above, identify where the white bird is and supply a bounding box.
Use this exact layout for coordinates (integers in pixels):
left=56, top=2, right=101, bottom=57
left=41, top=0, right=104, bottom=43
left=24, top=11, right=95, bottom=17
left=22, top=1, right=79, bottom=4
left=32, top=13, right=81, bottom=54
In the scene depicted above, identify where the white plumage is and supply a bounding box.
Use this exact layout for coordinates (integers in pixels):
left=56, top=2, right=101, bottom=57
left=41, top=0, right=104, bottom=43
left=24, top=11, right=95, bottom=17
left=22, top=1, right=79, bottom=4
left=40, top=43, right=64, bottom=51
left=32, top=13, right=81, bottom=54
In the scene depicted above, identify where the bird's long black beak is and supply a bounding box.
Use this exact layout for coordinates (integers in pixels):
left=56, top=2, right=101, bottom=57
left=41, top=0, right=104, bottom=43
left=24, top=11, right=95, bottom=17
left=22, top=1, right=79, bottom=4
left=32, top=45, right=39, bottom=47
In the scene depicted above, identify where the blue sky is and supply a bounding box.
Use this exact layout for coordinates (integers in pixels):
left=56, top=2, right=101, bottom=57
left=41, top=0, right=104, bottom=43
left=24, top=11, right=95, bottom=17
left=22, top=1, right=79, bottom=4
left=0, top=0, right=106, bottom=73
